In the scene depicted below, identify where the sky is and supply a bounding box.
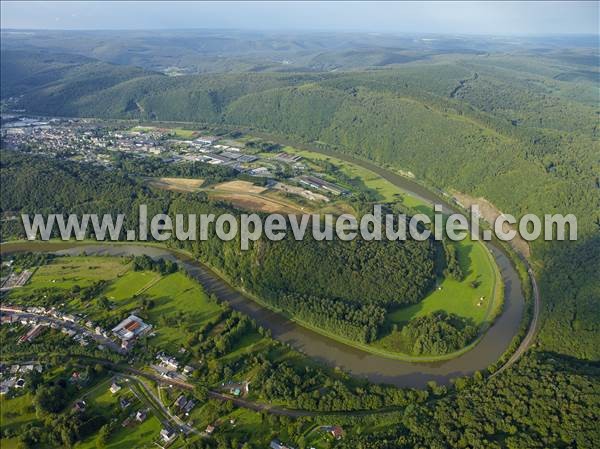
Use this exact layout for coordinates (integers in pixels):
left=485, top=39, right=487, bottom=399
left=1, top=1, right=598, bottom=36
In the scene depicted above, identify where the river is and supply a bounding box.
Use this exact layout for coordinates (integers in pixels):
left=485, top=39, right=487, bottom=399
left=1, top=153, right=525, bottom=388
left=2, top=241, right=523, bottom=389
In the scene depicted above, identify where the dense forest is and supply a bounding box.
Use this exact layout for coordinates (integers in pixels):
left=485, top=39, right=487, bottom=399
left=335, top=353, right=600, bottom=449
left=395, top=311, right=478, bottom=356
left=270, top=293, right=386, bottom=343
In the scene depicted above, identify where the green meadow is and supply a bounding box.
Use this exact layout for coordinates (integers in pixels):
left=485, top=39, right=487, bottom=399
left=141, top=271, right=223, bottom=352
left=6, top=255, right=224, bottom=353
left=389, top=238, right=499, bottom=326
left=0, top=393, right=39, bottom=435
left=8, top=256, right=129, bottom=299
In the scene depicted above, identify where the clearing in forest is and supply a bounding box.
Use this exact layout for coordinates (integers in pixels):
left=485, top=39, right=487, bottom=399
left=147, top=177, right=204, bottom=192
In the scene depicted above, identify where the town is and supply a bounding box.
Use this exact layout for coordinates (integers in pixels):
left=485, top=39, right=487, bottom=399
left=0, top=114, right=348, bottom=206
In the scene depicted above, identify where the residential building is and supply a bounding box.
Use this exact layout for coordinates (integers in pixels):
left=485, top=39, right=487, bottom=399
left=160, top=428, right=177, bottom=444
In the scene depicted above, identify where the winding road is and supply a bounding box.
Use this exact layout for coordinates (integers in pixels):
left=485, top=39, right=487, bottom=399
left=490, top=268, right=540, bottom=378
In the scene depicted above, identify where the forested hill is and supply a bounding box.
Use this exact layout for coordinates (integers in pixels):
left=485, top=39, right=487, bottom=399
left=0, top=151, right=436, bottom=343
left=0, top=50, right=154, bottom=99
left=2, top=49, right=599, bottom=358
left=2, top=51, right=597, bottom=233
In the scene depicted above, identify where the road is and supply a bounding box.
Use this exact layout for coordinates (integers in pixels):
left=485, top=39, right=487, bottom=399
left=0, top=306, right=316, bottom=417
left=119, top=364, right=315, bottom=417
left=123, top=374, right=200, bottom=435
left=490, top=267, right=541, bottom=378
left=46, top=355, right=317, bottom=418
left=1, top=308, right=124, bottom=353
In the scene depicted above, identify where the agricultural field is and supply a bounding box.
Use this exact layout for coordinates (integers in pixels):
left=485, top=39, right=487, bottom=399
left=208, top=174, right=356, bottom=215
left=210, top=191, right=300, bottom=213
left=208, top=180, right=307, bottom=213
left=147, top=177, right=205, bottom=192
left=213, top=180, right=267, bottom=194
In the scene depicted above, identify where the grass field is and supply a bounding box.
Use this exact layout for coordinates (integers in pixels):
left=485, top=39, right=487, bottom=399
left=166, top=128, right=197, bottom=139
left=101, top=417, right=162, bottom=449
left=0, top=437, right=20, bottom=449
left=374, top=236, right=501, bottom=356
left=219, top=407, right=274, bottom=443
left=147, top=177, right=204, bottom=192
left=141, top=271, right=223, bottom=352
left=388, top=238, right=498, bottom=325
left=104, top=270, right=161, bottom=300
left=8, top=256, right=129, bottom=300
left=76, top=413, right=163, bottom=449
left=0, top=393, right=38, bottom=435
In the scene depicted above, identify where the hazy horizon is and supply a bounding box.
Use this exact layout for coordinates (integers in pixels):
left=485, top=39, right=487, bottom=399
left=1, top=1, right=598, bottom=36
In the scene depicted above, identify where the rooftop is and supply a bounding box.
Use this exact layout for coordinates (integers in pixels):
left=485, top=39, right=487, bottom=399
left=112, top=315, right=151, bottom=341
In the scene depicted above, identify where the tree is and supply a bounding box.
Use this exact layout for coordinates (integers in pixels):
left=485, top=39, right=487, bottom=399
left=96, top=425, right=110, bottom=448
left=34, top=385, right=67, bottom=414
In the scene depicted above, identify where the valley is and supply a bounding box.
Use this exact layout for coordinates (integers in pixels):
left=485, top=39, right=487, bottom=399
left=1, top=21, right=598, bottom=449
